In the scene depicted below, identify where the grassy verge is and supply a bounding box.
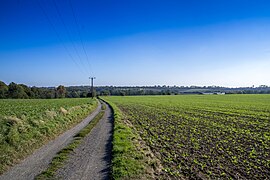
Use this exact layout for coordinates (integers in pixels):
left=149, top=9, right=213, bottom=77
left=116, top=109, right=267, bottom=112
left=36, top=107, right=105, bottom=179
left=0, top=98, right=97, bottom=174
left=102, top=98, right=156, bottom=180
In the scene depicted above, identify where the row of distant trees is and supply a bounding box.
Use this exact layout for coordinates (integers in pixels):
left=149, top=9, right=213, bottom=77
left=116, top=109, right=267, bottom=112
left=0, top=81, right=92, bottom=99
left=1, top=81, right=270, bottom=99
left=96, top=85, right=270, bottom=96
left=98, top=89, right=174, bottom=96
left=0, top=81, right=173, bottom=99
left=98, top=88, right=270, bottom=96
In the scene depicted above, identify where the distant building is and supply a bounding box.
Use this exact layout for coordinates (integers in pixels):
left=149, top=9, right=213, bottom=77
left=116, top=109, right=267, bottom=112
left=202, top=92, right=225, bottom=95
left=202, top=92, right=214, bottom=95
left=215, top=92, right=225, bottom=95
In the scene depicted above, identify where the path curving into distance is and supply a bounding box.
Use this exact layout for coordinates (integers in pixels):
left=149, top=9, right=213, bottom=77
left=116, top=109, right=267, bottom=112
left=55, top=102, right=113, bottom=180
left=0, top=101, right=104, bottom=180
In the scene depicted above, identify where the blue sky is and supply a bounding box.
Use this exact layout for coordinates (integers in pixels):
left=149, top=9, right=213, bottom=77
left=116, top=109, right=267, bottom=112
left=1, top=0, right=270, bottom=87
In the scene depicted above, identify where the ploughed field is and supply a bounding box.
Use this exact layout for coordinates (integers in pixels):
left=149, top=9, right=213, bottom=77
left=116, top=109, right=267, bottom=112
left=0, top=98, right=97, bottom=174
left=104, top=95, right=270, bottom=179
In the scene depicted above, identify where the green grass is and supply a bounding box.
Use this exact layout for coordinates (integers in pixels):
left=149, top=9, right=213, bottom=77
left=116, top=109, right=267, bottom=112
left=0, top=98, right=97, bottom=174
left=102, top=99, right=153, bottom=180
left=101, top=103, right=106, bottom=110
left=103, top=95, right=270, bottom=179
left=36, top=108, right=105, bottom=179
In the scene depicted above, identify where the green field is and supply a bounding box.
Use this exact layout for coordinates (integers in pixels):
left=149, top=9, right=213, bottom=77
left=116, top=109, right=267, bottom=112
left=0, top=98, right=97, bottom=174
left=103, top=95, right=270, bottom=179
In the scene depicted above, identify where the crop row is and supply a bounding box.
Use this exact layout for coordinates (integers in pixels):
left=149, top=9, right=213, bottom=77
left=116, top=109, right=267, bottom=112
left=104, top=95, right=270, bottom=179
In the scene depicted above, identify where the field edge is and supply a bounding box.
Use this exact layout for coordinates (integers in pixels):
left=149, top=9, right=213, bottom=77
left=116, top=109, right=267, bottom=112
left=101, top=97, right=163, bottom=180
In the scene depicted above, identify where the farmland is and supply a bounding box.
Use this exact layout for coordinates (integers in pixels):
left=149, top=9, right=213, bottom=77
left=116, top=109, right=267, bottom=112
left=0, top=98, right=97, bottom=174
left=103, top=95, right=270, bottom=179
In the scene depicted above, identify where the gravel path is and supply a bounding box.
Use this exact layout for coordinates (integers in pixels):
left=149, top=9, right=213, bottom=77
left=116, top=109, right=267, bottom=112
left=0, top=101, right=101, bottom=180
left=55, top=102, right=113, bottom=180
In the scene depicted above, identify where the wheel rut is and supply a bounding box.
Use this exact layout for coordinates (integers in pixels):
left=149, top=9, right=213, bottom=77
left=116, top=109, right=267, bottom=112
left=55, top=102, right=113, bottom=180
left=0, top=100, right=113, bottom=180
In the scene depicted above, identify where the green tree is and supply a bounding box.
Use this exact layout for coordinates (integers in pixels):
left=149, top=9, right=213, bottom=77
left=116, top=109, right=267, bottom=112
left=19, top=84, right=34, bottom=98
left=90, top=89, right=97, bottom=98
left=100, top=90, right=110, bottom=96
left=66, top=91, right=80, bottom=98
left=0, top=81, right=8, bottom=98
left=71, top=91, right=80, bottom=98
left=80, top=91, right=88, bottom=98
left=31, top=86, right=40, bottom=98
left=8, top=82, right=28, bottom=99
left=56, top=85, right=66, bottom=98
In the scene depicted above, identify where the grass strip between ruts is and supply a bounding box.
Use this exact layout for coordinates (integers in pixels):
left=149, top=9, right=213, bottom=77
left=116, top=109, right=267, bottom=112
left=35, top=107, right=105, bottom=179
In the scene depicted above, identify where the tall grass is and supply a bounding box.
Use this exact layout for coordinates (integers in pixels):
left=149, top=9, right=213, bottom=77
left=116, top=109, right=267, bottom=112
left=0, top=98, right=97, bottom=174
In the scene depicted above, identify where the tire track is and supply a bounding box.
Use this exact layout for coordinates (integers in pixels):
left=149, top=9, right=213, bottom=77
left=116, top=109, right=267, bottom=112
left=55, top=102, right=113, bottom=180
left=0, top=101, right=101, bottom=180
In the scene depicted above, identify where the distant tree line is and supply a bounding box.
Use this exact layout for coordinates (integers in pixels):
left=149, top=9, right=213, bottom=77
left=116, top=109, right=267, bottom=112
left=1, top=81, right=270, bottom=99
left=0, top=81, right=93, bottom=99
left=96, top=87, right=175, bottom=96
left=96, top=85, right=270, bottom=96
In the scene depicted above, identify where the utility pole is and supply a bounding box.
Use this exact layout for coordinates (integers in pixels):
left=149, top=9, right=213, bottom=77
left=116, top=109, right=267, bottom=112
left=89, top=77, right=96, bottom=98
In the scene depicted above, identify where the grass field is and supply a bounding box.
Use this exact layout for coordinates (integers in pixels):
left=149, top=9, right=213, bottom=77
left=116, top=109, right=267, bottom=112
left=103, top=95, right=270, bottom=179
left=0, top=98, right=97, bottom=174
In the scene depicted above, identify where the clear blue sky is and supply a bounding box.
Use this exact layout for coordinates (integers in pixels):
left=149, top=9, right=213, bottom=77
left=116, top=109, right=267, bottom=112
left=1, top=0, right=270, bottom=87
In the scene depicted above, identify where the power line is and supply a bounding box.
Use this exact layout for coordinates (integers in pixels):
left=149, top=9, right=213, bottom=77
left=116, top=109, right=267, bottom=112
left=52, top=0, right=90, bottom=76
left=68, top=0, right=93, bottom=76
left=36, top=0, right=87, bottom=76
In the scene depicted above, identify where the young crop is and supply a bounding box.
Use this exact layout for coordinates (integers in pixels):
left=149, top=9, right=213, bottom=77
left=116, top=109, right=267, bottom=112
left=103, top=95, right=270, bottom=179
